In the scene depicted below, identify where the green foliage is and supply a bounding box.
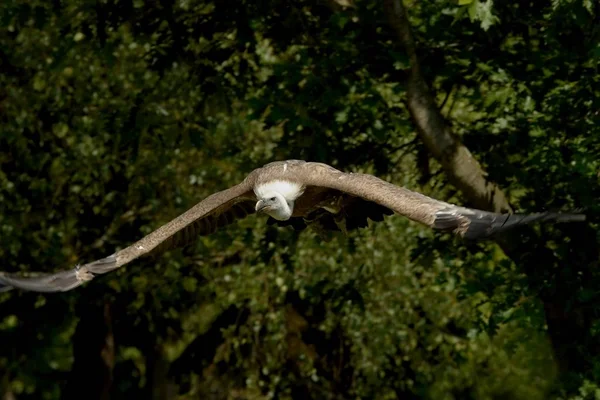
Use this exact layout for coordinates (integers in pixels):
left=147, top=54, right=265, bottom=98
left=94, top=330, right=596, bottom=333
left=0, top=0, right=597, bottom=399
left=458, top=0, right=500, bottom=31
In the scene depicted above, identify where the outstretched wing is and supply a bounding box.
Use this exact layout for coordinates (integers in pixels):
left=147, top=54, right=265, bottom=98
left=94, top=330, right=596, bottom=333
left=299, top=163, right=585, bottom=238
left=0, top=177, right=257, bottom=293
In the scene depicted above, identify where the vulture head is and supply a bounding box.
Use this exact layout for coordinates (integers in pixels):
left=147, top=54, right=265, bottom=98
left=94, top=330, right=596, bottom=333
left=255, top=192, right=293, bottom=220
left=253, top=180, right=303, bottom=221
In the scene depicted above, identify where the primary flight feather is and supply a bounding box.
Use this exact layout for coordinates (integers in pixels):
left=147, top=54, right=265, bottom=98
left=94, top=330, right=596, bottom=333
left=0, top=160, right=585, bottom=292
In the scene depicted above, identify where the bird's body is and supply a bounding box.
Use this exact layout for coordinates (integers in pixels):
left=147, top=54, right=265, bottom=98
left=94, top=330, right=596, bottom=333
left=253, top=160, right=394, bottom=230
left=0, top=159, right=585, bottom=293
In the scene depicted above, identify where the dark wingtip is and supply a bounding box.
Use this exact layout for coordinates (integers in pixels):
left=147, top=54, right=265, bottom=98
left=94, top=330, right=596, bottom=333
left=434, top=209, right=586, bottom=240
left=463, top=211, right=586, bottom=240
left=553, top=213, right=586, bottom=223
left=0, top=282, right=14, bottom=292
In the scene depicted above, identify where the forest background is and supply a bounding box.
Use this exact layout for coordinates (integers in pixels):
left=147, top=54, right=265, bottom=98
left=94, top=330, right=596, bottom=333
left=0, top=0, right=599, bottom=399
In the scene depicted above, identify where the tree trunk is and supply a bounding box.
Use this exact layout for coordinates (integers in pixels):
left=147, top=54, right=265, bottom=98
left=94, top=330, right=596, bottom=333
left=383, top=0, right=597, bottom=381
left=383, top=0, right=511, bottom=214
left=1, top=373, right=15, bottom=400
left=146, top=345, right=178, bottom=400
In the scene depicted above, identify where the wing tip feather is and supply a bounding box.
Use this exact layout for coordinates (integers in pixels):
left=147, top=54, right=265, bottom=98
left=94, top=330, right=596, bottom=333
left=434, top=209, right=586, bottom=240
left=0, top=253, right=118, bottom=293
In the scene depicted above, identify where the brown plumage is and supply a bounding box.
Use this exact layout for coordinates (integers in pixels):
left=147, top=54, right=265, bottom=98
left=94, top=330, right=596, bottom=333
left=0, top=160, right=585, bottom=292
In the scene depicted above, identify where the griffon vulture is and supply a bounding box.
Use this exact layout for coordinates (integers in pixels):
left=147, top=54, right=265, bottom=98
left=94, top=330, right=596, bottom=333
left=0, top=160, right=585, bottom=292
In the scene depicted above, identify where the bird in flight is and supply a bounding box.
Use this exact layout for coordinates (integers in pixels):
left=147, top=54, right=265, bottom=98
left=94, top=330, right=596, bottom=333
left=0, top=160, right=585, bottom=293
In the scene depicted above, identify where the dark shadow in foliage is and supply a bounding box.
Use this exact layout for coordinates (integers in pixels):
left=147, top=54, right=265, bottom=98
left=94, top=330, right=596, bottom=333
left=508, top=222, right=600, bottom=388
left=168, top=304, right=250, bottom=394
left=63, top=301, right=114, bottom=400
left=283, top=285, right=362, bottom=399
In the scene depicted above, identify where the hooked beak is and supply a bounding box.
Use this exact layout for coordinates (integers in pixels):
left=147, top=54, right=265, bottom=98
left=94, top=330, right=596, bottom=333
left=255, top=200, right=269, bottom=213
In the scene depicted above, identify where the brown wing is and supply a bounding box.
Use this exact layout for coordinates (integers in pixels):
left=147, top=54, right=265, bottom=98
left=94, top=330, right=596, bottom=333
left=0, top=178, right=257, bottom=293
left=299, top=163, right=586, bottom=239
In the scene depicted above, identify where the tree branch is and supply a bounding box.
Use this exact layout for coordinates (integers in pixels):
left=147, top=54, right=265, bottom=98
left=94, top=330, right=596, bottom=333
left=384, top=0, right=511, bottom=213
left=383, top=0, right=598, bottom=380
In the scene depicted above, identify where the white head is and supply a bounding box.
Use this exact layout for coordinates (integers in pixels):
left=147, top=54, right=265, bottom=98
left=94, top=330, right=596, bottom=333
left=254, top=180, right=303, bottom=221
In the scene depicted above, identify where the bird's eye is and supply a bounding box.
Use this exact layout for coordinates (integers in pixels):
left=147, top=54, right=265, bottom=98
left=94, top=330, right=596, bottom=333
left=269, top=197, right=276, bottom=201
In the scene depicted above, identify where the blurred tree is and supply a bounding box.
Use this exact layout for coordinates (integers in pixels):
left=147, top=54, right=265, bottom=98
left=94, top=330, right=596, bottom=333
left=384, top=0, right=600, bottom=387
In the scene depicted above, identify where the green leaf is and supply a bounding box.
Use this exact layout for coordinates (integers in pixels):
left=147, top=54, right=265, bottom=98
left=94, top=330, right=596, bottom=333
left=52, top=123, right=69, bottom=138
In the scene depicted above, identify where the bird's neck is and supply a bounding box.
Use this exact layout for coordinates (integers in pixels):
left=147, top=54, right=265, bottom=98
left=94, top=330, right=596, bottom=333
left=254, top=180, right=304, bottom=202
left=274, top=192, right=294, bottom=219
